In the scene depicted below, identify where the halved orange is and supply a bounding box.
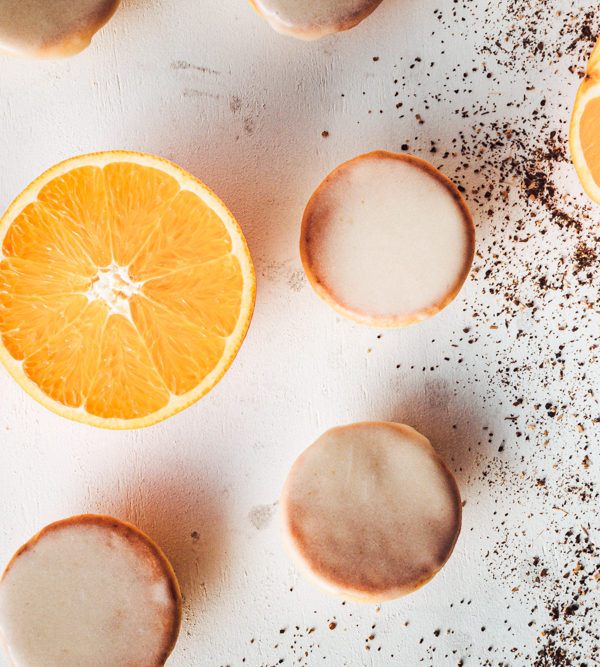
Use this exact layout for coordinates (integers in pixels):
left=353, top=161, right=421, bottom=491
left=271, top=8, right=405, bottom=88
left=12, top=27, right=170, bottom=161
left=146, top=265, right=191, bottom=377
left=570, top=38, right=600, bottom=204
left=0, top=152, right=255, bottom=429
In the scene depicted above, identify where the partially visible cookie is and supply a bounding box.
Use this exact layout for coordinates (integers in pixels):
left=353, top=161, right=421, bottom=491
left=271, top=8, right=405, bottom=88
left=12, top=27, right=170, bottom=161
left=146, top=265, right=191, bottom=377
left=0, top=515, right=181, bottom=666
left=0, top=0, right=121, bottom=58
left=300, top=151, right=475, bottom=327
left=280, top=422, right=462, bottom=602
left=249, top=0, right=383, bottom=40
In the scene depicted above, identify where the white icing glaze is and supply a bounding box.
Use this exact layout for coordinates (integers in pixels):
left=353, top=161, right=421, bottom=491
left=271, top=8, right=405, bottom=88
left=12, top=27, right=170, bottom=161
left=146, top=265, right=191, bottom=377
left=280, top=422, right=461, bottom=601
left=0, top=517, right=179, bottom=666
left=301, top=152, right=474, bottom=325
left=0, top=0, right=120, bottom=58
left=251, top=0, right=382, bottom=40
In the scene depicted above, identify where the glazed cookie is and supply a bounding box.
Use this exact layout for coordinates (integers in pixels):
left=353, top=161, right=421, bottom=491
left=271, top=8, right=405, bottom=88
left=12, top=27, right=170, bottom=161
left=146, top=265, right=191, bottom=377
left=0, top=0, right=121, bottom=58
left=300, top=151, right=475, bottom=327
left=249, top=0, right=384, bottom=40
left=0, top=515, right=181, bottom=666
left=280, top=422, right=462, bottom=602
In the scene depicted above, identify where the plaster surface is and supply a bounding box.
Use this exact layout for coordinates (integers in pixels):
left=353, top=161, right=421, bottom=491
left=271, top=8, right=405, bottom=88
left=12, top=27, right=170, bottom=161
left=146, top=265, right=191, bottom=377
left=0, top=0, right=599, bottom=664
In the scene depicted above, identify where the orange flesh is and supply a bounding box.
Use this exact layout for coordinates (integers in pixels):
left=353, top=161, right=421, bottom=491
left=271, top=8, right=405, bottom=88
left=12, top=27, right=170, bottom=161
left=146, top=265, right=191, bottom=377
left=0, top=162, right=244, bottom=421
left=580, top=96, right=600, bottom=188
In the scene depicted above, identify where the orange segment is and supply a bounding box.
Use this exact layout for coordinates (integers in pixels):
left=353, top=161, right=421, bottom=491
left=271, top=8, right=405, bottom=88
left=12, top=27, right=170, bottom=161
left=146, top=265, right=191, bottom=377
left=36, top=166, right=112, bottom=268
left=142, top=255, right=244, bottom=338
left=129, top=189, right=232, bottom=281
left=23, top=300, right=108, bottom=408
left=103, top=162, right=180, bottom=266
left=85, top=314, right=170, bottom=420
left=0, top=293, right=88, bottom=361
left=0, top=152, right=255, bottom=429
left=130, top=295, right=225, bottom=396
left=579, top=96, right=600, bottom=188
left=0, top=258, right=90, bottom=297
left=570, top=38, right=600, bottom=204
left=3, top=201, right=98, bottom=276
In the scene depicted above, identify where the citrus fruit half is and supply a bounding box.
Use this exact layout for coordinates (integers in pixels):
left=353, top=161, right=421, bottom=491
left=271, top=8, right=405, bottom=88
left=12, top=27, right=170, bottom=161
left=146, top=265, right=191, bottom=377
left=0, top=152, right=255, bottom=429
left=570, top=38, right=600, bottom=204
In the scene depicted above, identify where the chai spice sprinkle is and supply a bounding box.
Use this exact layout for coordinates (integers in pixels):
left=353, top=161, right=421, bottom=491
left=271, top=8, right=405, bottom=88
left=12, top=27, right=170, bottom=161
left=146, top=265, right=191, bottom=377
left=366, top=0, right=600, bottom=661
left=240, top=1, right=599, bottom=663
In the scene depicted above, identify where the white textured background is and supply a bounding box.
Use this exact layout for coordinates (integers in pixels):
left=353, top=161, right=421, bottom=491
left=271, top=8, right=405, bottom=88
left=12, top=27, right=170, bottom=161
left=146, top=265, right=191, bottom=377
left=1, top=0, right=600, bottom=664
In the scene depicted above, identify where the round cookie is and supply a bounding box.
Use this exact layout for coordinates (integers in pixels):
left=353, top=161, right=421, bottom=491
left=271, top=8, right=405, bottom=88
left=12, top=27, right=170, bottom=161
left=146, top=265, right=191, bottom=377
left=249, top=0, right=383, bottom=40
left=0, top=515, right=181, bottom=666
left=300, top=151, right=475, bottom=327
left=0, top=0, right=121, bottom=58
left=280, top=422, right=462, bottom=602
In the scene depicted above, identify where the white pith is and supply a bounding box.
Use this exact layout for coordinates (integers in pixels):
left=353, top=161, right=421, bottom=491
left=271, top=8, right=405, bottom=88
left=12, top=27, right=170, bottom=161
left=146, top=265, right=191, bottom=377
left=86, top=263, right=142, bottom=319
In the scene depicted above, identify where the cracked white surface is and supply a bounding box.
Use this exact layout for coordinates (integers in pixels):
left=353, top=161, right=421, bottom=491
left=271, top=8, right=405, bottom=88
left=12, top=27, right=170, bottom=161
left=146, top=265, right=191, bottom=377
left=0, top=0, right=599, bottom=664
